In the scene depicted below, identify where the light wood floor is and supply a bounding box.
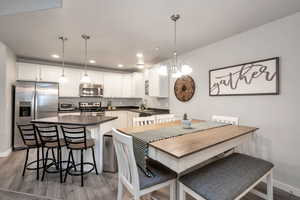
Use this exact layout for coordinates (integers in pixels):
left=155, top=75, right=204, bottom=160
left=0, top=150, right=299, bottom=200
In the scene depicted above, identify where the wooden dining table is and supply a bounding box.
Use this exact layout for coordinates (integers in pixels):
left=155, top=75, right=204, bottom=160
left=119, top=120, right=258, bottom=199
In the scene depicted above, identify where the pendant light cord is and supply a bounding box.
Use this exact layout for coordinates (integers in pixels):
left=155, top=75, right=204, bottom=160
left=59, top=36, right=67, bottom=77
left=84, top=37, right=87, bottom=75
left=62, top=38, right=65, bottom=76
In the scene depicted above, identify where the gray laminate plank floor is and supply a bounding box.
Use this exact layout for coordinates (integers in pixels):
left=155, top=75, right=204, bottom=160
left=0, top=150, right=299, bottom=200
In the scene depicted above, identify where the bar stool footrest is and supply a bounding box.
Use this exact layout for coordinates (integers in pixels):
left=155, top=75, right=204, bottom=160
left=66, top=162, right=95, bottom=176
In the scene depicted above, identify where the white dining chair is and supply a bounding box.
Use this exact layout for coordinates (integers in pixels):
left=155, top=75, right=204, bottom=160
left=155, top=114, right=176, bottom=124
left=133, top=116, right=156, bottom=127
left=211, top=115, right=239, bottom=125
left=112, top=128, right=176, bottom=200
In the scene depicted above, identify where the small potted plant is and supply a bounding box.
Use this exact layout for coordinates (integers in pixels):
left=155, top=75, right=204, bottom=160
left=182, top=113, right=192, bottom=129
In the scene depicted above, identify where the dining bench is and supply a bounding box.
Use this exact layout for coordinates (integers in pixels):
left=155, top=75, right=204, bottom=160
left=179, top=153, right=274, bottom=200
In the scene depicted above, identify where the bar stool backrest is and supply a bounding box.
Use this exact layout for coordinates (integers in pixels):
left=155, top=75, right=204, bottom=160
left=36, top=125, right=61, bottom=147
left=61, top=126, right=87, bottom=149
left=18, top=124, right=39, bottom=147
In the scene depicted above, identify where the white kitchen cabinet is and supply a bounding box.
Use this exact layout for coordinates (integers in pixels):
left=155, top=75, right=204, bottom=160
left=105, top=111, right=139, bottom=128
left=80, top=70, right=104, bottom=85
left=105, top=111, right=126, bottom=129
left=103, top=73, right=123, bottom=98
left=132, top=72, right=144, bottom=98
left=59, top=68, right=81, bottom=97
left=148, top=65, right=169, bottom=98
left=127, top=111, right=139, bottom=128
left=122, top=74, right=133, bottom=98
left=40, top=65, right=61, bottom=82
left=17, top=62, right=40, bottom=81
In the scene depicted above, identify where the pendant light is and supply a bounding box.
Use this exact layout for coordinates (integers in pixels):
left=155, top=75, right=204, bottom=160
left=158, top=14, right=192, bottom=78
left=80, top=34, right=91, bottom=83
left=58, top=36, right=68, bottom=83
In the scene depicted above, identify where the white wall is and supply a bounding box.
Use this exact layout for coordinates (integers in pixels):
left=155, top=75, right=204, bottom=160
left=167, top=13, right=300, bottom=193
left=0, top=42, right=17, bottom=155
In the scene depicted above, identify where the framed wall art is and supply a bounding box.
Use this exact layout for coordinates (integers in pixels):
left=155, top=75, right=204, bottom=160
left=209, top=57, right=279, bottom=96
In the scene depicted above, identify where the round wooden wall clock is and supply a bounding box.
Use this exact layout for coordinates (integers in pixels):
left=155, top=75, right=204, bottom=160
left=174, top=75, right=195, bottom=102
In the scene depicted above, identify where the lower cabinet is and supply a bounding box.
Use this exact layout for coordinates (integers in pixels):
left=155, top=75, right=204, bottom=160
left=105, top=111, right=139, bottom=129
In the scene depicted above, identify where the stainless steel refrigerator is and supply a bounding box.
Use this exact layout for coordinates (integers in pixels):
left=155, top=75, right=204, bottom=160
left=12, top=81, right=59, bottom=150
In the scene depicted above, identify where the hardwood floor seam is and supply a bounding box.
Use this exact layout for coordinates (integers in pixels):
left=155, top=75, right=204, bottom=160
left=0, top=187, right=62, bottom=200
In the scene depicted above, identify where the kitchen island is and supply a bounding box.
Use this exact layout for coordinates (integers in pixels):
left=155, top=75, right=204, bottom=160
left=31, top=115, right=118, bottom=173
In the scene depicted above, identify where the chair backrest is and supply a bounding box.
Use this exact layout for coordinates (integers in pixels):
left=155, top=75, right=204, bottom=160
left=17, top=124, right=39, bottom=147
left=155, top=114, right=176, bottom=124
left=36, top=125, right=62, bottom=147
left=133, top=116, right=156, bottom=127
left=211, top=115, right=239, bottom=125
left=60, top=126, right=88, bottom=149
left=112, top=128, right=140, bottom=193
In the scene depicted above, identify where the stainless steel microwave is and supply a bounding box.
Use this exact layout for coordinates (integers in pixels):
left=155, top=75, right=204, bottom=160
left=79, top=83, right=103, bottom=97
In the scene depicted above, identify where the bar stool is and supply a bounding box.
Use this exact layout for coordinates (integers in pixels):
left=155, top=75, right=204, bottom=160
left=18, top=124, right=43, bottom=180
left=36, top=125, right=72, bottom=183
left=61, top=126, right=98, bottom=187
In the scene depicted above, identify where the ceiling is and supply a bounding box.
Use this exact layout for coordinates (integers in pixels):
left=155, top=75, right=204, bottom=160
left=0, top=0, right=300, bottom=70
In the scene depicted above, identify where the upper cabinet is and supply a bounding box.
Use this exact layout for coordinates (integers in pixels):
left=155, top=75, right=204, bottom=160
left=147, top=66, right=169, bottom=98
left=40, top=65, right=61, bottom=82
left=132, top=72, right=144, bottom=98
left=103, top=72, right=123, bottom=98
left=59, top=68, right=81, bottom=97
left=80, top=70, right=104, bottom=85
left=122, top=74, right=133, bottom=98
left=16, top=62, right=151, bottom=99
left=17, top=62, right=40, bottom=81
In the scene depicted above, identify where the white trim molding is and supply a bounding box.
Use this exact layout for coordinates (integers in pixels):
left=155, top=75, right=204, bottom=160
left=273, top=179, right=300, bottom=197
left=0, top=148, right=12, bottom=157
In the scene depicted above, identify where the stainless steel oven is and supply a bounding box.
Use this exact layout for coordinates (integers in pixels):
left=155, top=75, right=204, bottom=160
left=79, top=83, right=103, bottom=97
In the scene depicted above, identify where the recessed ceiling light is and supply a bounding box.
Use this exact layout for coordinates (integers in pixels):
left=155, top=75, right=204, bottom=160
left=118, top=64, right=124, bottom=68
left=155, top=47, right=160, bottom=51
left=89, top=60, right=96, bottom=64
left=52, top=54, right=60, bottom=58
left=136, top=53, right=143, bottom=58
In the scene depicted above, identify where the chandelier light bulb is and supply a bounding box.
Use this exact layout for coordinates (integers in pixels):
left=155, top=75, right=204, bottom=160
left=158, top=65, right=168, bottom=76
left=181, top=64, right=192, bottom=75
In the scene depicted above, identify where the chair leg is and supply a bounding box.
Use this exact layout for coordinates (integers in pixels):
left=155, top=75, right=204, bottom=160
left=179, top=183, right=186, bottom=200
left=117, top=180, right=123, bottom=200
left=41, top=148, right=49, bottom=181
left=59, top=148, right=63, bottom=183
left=22, top=149, right=29, bottom=176
left=91, top=147, right=98, bottom=175
left=64, top=150, right=72, bottom=183
left=70, top=150, right=77, bottom=171
left=36, top=147, right=40, bottom=180
left=267, top=171, right=273, bottom=200
left=80, top=149, right=84, bottom=187
left=51, top=148, right=58, bottom=170
left=170, top=181, right=176, bottom=200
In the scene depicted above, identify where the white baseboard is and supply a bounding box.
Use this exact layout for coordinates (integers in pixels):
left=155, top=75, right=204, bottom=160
left=0, top=148, right=12, bottom=157
left=273, top=179, right=300, bottom=197
left=261, top=177, right=300, bottom=197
